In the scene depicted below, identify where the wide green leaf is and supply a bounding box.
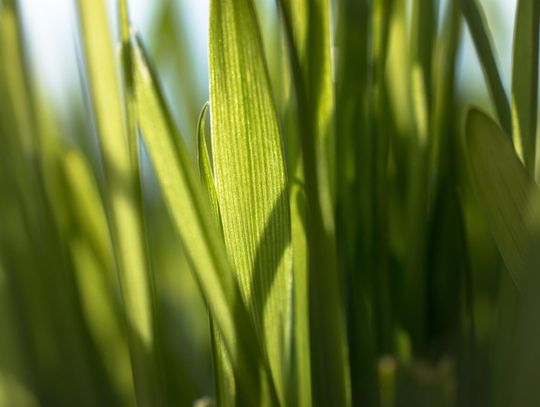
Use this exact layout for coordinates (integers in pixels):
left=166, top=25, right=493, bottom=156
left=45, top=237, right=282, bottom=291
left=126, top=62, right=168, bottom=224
left=129, top=34, right=276, bottom=405
left=209, top=0, right=293, bottom=404
left=466, top=108, right=537, bottom=289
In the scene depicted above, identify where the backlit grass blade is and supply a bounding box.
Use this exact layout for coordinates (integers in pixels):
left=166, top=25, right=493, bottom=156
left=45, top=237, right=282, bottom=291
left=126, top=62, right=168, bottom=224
left=461, top=0, right=512, bottom=136
left=209, top=0, right=293, bottom=404
left=197, top=102, right=221, bottom=229
left=62, top=148, right=134, bottom=404
left=511, top=0, right=539, bottom=174
left=75, top=1, right=163, bottom=403
left=197, top=103, right=236, bottom=404
left=129, top=34, right=276, bottom=406
left=466, top=108, right=537, bottom=289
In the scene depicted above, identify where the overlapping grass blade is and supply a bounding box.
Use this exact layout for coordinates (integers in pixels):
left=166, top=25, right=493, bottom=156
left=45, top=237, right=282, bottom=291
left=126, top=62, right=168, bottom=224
left=129, top=34, right=276, bottom=405
left=277, top=0, right=351, bottom=405
left=197, top=103, right=236, bottom=404
left=511, top=0, right=539, bottom=174
left=61, top=148, right=134, bottom=404
left=197, top=103, right=222, bottom=229
left=209, top=0, right=293, bottom=404
left=466, top=108, right=537, bottom=289
left=75, top=0, right=163, bottom=403
left=461, top=0, right=512, bottom=135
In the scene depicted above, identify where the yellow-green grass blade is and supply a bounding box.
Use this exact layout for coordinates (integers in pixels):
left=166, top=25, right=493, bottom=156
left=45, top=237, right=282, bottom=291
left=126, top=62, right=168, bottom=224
left=62, top=148, right=134, bottom=404
left=130, top=34, right=276, bottom=406
left=209, top=0, right=293, bottom=404
left=466, top=108, right=538, bottom=290
left=511, top=0, right=539, bottom=174
left=197, top=103, right=222, bottom=230
left=197, top=103, right=236, bottom=404
left=75, top=0, right=164, bottom=403
left=410, top=0, right=435, bottom=113
left=461, top=0, right=512, bottom=136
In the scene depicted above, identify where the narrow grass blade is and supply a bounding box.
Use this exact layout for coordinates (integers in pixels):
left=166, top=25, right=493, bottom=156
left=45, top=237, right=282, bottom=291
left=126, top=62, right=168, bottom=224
left=511, top=0, right=539, bottom=174
left=197, top=103, right=221, bottom=229
left=466, top=108, right=538, bottom=289
left=130, top=34, right=276, bottom=406
left=411, top=0, right=435, bottom=111
left=62, top=148, right=134, bottom=404
left=277, top=0, right=351, bottom=405
left=197, top=103, right=236, bottom=404
left=75, top=1, right=163, bottom=403
left=461, top=0, right=512, bottom=136
left=209, top=0, right=293, bottom=404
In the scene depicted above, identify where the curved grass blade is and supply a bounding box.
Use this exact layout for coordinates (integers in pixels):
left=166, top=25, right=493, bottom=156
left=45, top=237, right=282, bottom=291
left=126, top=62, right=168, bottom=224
left=511, top=0, right=539, bottom=174
left=466, top=108, right=538, bottom=289
left=209, top=0, right=293, bottom=404
left=197, top=103, right=236, bottom=404
left=197, top=103, right=221, bottom=229
left=129, top=34, right=277, bottom=406
left=461, top=0, right=512, bottom=136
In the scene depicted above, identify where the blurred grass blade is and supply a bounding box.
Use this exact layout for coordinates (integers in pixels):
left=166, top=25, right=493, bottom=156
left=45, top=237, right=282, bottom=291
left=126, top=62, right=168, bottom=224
left=461, top=0, right=512, bottom=136
left=466, top=108, right=538, bottom=289
left=209, top=0, right=292, bottom=404
left=130, top=34, right=276, bottom=405
left=62, top=148, right=134, bottom=404
left=511, top=0, right=539, bottom=174
left=75, top=0, right=163, bottom=403
left=277, top=0, right=351, bottom=405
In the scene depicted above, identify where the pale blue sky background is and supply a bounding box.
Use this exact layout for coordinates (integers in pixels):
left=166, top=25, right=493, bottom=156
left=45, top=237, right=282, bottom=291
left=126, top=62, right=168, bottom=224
left=19, top=0, right=516, bottom=111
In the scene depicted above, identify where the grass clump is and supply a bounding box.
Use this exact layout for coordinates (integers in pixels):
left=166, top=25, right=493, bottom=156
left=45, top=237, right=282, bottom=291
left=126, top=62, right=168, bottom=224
left=0, top=0, right=539, bottom=406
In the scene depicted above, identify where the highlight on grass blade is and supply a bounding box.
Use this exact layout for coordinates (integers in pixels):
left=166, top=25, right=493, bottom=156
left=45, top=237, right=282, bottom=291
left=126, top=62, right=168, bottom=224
left=129, top=33, right=277, bottom=406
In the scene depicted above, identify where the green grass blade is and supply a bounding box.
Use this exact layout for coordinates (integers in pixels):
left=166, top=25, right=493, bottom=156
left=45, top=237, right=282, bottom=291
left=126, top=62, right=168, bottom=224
left=62, top=148, right=134, bottom=404
left=197, top=103, right=236, bottom=404
left=130, top=34, right=275, bottom=406
left=209, top=0, right=293, bottom=404
left=511, top=0, right=540, bottom=174
left=75, top=1, right=163, bottom=403
left=197, top=102, right=222, bottom=229
left=277, top=0, right=351, bottom=405
left=466, top=108, right=538, bottom=289
left=461, top=0, right=512, bottom=136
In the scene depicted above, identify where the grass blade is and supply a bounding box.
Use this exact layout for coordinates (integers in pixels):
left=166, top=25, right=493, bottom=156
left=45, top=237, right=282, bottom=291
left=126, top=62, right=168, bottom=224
left=75, top=1, right=163, bottom=403
left=277, top=0, right=351, bottom=405
left=197, top=103, right=236, bottom=404
left=466, top=108, right=537, bottom=289
left=130, top=34, right=276, bottom=406
left=511, top=0, right=539, bottom=174
left=197, top=102, right=222, bottom=229
left=461, top=0, right=512, bottom=136
left=209, top=0, right=293, bottom=404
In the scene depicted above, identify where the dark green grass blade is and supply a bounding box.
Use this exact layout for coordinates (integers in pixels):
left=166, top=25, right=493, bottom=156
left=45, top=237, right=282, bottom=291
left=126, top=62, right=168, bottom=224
left=276, top=0, right=351, bottom=405
left=466, top=108, right=537, bottom=289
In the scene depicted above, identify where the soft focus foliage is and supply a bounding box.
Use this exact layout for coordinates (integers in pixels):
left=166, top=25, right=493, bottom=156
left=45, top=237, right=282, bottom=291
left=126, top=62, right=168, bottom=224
left=0, top=0, right=539, bottom=406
